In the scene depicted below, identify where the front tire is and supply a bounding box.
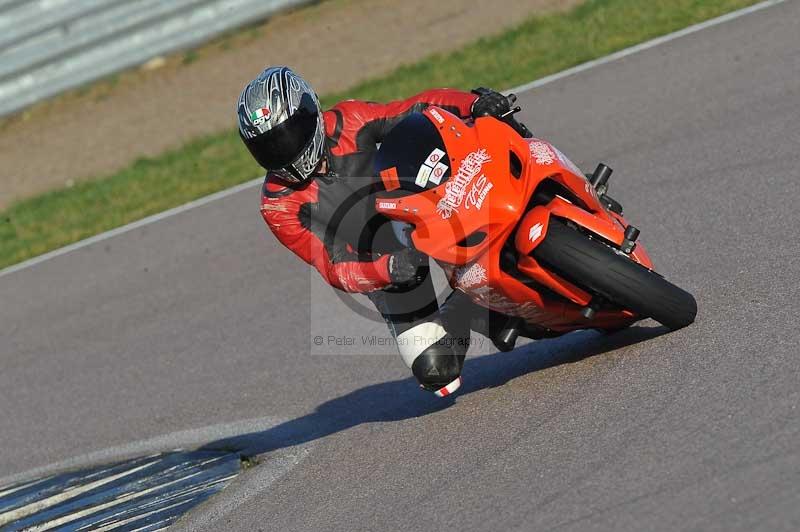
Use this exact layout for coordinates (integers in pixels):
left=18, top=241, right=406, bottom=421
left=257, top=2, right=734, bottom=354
left=533, top=219, right=697, bottom=331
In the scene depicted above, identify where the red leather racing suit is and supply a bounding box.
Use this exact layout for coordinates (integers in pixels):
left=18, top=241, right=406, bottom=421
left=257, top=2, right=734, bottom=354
left=259, top=89, right=476, bottom=292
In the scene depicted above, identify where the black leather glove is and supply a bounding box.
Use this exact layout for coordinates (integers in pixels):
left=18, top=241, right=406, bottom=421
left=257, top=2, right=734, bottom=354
left=388, top=248, right=428, bottom=287
left=471, top=87, right=517, bottom=119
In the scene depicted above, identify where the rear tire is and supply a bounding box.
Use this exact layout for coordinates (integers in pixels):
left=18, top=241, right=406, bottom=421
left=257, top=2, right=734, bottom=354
left=533, top=219, right=697, bottom=330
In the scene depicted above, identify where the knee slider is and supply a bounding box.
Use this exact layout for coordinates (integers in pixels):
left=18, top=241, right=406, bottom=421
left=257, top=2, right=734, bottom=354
left=396, top=321, right=465, bottom=388
left=411, top=342, right=464, bottom=388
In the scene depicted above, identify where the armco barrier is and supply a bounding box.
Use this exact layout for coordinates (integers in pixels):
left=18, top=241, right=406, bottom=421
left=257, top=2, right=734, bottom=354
left=0, top=0, right=309, bottom=117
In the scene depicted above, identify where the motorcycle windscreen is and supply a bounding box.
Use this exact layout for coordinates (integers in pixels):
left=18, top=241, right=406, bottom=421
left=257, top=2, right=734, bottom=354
left=374, top=112, right=452, bottom=192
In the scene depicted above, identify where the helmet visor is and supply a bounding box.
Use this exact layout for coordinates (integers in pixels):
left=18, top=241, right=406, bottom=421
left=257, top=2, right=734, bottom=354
left=244, top=93, right=320, bottom=170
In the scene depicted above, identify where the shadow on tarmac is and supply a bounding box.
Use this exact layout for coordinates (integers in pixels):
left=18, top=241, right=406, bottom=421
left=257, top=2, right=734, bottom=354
left=201, top=325, right=668, bottom=457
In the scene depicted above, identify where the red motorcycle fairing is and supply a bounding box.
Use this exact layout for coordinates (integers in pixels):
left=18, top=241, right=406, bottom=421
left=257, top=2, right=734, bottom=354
left=375, top=106, right=651, bottom=333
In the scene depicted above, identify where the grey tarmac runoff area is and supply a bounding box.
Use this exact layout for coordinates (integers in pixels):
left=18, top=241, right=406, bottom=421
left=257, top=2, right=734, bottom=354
left=2, top=1, right=800, bottom=530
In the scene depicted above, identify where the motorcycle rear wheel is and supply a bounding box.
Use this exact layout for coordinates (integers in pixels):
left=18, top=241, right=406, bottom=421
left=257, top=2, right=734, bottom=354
left=533, top=219, right=697, bottom=331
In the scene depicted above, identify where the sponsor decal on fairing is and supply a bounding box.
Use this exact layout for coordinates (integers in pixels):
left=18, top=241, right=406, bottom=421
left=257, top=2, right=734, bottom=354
left=429, top=108, right=446, bottom=124
left=430, top=161, right=448, bottom=185
left=415, top=150, right=449, bottom=188
left=378, top=202, right=397, bottom=210
left=473, top=287, right=548, bottom=320
left=529, top=140, right=556, bottom=165
left=472, top=286, right=517, bottom=312
left=415, top=164, right=432, bottom=187
left=424, top=148, right=446, bottom=167
left=436, top=149, right=492, bottom=219
left=465, top=175, right=493, bottom=210
left=454, top=262, right=488, bottom=289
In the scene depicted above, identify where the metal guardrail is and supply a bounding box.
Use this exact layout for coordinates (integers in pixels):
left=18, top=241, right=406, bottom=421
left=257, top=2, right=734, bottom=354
left=0, top=0, right=309, bottom=117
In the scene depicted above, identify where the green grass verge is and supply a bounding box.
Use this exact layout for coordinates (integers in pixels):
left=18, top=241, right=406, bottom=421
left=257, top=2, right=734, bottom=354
left=0, top=0, right=761, bottom=269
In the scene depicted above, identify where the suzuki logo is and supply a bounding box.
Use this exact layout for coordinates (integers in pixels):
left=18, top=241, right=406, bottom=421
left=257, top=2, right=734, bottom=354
left=529, top=222, right=544, bottom=243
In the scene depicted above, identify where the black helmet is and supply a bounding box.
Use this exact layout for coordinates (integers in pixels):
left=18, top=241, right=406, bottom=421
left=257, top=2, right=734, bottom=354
left=237, top=67, right=325, bottom=183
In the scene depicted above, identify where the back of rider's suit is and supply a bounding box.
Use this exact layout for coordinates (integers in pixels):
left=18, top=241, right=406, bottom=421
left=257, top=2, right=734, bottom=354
left=260, top=89, right=478, bottom=394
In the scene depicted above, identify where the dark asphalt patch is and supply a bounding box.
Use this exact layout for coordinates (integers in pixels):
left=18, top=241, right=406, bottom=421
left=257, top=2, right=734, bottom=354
left=0, top=451, right=241, bottom=531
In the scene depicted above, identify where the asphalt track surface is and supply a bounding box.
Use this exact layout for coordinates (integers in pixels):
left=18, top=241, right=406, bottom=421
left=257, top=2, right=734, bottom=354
left=2, top=2, right=800, bottom=530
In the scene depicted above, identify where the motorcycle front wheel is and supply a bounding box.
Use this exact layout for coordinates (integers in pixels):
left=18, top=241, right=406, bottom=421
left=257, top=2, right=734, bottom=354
left=533, top=219, right=697, bottom=331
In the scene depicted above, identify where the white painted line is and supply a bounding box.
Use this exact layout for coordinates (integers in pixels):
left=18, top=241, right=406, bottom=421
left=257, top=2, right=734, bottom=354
left=0, top=459, right=161, bottom=526
left=506, top=0, right=787, bottom=95
left=0, top=0, right=786, bottom=279
left=0, top=416, right=307, bottom=532
left=26, top=465, right=222, bottom=531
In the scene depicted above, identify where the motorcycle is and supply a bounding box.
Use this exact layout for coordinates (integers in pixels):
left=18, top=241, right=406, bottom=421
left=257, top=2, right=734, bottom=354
left=373, top=105, right=697, bottom=347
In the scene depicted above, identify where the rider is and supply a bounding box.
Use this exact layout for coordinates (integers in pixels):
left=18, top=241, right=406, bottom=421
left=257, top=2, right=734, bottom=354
left=238, top=66, right=516, bottom=397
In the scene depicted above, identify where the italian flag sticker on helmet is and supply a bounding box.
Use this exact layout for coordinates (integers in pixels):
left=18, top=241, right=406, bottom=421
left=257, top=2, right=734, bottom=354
left=251, top=107, right=271, bottom=126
